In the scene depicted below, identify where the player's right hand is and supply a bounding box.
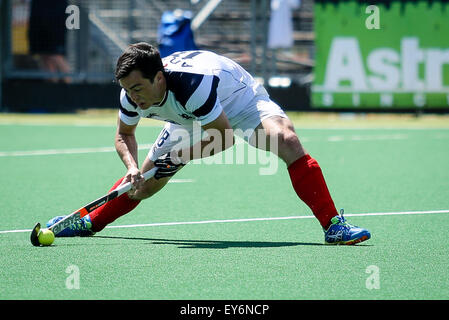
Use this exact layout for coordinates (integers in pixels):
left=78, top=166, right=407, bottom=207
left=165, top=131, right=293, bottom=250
left=123, top=167, right=145, bottom=190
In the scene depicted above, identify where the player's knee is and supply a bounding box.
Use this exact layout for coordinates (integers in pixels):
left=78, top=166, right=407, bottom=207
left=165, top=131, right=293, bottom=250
left=276, top=130, right=307, bottom=165
left=277, top=129, right=300, bottom=150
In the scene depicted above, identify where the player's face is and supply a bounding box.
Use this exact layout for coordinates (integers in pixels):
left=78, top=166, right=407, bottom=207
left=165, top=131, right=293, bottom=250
left=119, top=69, right=165, bottom=109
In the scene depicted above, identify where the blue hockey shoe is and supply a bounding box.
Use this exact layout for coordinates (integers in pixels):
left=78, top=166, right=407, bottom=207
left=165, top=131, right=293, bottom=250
left=324, top=209, right=370, bottom=245
left=46, top=215, right=95, bottom=237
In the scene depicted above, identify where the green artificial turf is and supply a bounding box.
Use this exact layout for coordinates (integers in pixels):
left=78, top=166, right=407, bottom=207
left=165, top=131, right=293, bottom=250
left=1, top=113, right=448, bottom=300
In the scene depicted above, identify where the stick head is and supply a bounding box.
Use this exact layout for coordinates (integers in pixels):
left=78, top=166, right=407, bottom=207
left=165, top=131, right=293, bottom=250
left=30, top=223, right=41, bottom=247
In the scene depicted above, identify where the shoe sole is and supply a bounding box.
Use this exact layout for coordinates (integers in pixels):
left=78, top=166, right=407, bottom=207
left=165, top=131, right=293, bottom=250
left=325, top=235, right=370, bottom=245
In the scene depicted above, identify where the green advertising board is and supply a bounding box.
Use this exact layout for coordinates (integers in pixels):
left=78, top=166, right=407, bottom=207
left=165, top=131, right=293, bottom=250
left=312, top=0, right=449, bottom=109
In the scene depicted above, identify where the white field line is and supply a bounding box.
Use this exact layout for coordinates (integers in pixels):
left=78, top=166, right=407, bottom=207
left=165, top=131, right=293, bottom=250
left=327, top=134, right=408, bottom=142
left=0, top=133, right=413, bottom=157
left=1, top=209, right=448, bottom=235
left=0, top=121, right=164, bottom=128
left=169, top=179, right=196, bottom=183
left=0, top=144, right=153, bottom=157
left=1, top=121, right=448, bottom=131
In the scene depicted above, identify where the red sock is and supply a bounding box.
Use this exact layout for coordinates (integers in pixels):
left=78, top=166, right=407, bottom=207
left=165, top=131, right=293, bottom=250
left=288, top=154, right=338, bottom=229
left=89, top=177, right=141, bottom=232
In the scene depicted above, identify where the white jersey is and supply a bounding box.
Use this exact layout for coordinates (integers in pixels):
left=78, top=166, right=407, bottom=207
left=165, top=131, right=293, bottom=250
left=119, top=50, right=267, bottom=128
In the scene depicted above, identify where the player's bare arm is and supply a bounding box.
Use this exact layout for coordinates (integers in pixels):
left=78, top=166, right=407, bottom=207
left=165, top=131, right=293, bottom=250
left=115, top=118, right=144, bottom=188
left=177, top=110, right=235, bottom=163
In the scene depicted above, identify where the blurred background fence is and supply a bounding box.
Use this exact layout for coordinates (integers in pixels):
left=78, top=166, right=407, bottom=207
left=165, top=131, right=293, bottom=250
left=1, top=0, right=313, bottom=112
left=1, top=0, right=449, bottom=113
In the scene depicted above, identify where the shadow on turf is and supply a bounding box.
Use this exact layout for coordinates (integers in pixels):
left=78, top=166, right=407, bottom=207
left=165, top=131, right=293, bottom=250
left=93, top=236, right=324, bottom=249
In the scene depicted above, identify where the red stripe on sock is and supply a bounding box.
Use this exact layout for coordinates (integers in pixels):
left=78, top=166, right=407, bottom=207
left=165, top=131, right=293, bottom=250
left=89, top=177, right=141, bottom=232
left=288, top=155, right=338, bottom=229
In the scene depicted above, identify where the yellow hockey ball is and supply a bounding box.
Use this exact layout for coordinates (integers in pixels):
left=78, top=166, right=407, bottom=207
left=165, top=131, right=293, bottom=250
left=38, top=228, right=55, bottom=246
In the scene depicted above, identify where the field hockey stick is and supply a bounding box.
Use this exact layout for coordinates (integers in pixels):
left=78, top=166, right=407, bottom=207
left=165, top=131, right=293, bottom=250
left=30, top=167, right=158, bottom=246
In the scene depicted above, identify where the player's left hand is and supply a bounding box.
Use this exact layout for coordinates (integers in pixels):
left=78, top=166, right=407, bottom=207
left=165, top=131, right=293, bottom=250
left=154, top=153, right=185, bottom=179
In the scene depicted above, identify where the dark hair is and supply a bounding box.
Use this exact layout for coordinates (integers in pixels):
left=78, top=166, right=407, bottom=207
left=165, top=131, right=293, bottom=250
left=115, top=42, right=164, bottom=82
